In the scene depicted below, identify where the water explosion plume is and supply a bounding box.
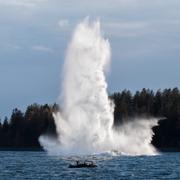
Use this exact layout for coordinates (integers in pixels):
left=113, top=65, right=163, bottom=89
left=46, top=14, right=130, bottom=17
left=39, top=19, right=158, bottom=155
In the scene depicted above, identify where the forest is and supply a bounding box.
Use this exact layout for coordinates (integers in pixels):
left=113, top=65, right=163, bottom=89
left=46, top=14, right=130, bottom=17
left=0, top=87, right=180, bottom=151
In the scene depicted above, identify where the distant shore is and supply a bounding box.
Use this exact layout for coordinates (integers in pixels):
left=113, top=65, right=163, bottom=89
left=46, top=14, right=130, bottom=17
left=1, top=88, right=180, bottom=153
left=0, top=147, right=44, bottom=151
left=157, top=148, right=180, bottom=152
left=0, top=147, right=180, bottom=152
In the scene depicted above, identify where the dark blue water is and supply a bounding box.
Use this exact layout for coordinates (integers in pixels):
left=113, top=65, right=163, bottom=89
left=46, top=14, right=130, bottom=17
left=0, top=151, right=180, bottom=179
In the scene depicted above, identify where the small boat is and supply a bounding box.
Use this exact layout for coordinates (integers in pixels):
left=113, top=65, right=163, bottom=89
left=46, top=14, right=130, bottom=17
left=68, top=160, right=97, bottom=168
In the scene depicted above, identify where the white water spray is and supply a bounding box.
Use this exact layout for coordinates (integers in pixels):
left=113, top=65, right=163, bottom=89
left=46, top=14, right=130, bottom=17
left=40, top=19, right=158, bottom=155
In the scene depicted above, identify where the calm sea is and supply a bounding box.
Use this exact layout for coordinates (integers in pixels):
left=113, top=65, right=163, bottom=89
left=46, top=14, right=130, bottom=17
left=0, top=151, right=179, bottom=179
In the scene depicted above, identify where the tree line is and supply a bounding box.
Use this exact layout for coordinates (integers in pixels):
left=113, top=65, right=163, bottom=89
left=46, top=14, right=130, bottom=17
left=0, top=87, right=180, bottom=151
left=0, top=104, right=57, bottom=149
left=111, top=87, right=180, bottom=150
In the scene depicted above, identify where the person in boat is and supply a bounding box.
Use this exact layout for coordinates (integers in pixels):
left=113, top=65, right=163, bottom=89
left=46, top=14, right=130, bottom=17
left=69, top=160, right=97, bottom=168
left=84, top=160, right=94, bottom=165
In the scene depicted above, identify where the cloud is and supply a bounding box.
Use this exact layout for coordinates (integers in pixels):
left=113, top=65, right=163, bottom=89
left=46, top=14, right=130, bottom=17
left=103, top=21, right=149, bottom=38
left=104, top=21, right=148, bottom=29
left=0, top=43, right=22, bottom=51
left=0, top=0, right=47, bottom=8
left=58, top=19, right=69, bottom=28
left=7, top=44, right=22, bottom=50
left=32, top=45, right=54, bottom=53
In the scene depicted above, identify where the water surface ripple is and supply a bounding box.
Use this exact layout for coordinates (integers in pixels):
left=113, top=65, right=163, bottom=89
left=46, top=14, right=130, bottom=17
left=0, top=152, right=180, bottom=179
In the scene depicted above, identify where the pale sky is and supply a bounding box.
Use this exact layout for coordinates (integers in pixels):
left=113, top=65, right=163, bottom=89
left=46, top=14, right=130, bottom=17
left=0, top=0, right=180, bottom=118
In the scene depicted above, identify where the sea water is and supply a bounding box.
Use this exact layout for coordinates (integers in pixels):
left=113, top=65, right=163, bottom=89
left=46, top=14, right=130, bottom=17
left=0, top=151, right=180, bottom=179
